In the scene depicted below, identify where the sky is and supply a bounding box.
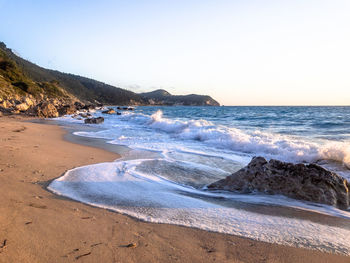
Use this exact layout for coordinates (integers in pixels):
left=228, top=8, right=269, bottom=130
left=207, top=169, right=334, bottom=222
left=0, top=0, right=350, bottom=105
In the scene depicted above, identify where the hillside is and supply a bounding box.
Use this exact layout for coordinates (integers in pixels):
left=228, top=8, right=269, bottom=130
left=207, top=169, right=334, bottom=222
left=0, top=42, right=144, bottom=105
left=141, top=89, right=220, bottom=106
left=0, top=41, right=219, bottom=116
left=0, top=43, right=74, bottom=102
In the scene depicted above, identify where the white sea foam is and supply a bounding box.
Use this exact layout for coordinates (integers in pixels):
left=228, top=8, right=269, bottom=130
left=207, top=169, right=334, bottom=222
left=48, top=160, right=350, bottom=255
left=52, top=108, right=350, bottom=255
left=90, top=110, right=350, bottom=169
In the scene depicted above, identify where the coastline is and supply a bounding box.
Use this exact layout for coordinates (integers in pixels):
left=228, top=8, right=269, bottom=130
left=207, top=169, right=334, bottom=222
left=0, top=115, right=349, bottom=263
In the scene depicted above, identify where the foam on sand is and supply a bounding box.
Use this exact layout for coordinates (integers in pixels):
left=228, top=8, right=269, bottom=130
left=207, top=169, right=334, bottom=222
left=48, top=159, right=350, bottom=255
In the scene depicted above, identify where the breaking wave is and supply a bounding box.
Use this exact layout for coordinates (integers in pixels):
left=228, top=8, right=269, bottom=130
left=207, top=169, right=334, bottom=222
left=52, top=106, right=350, bottom=255
left=108, top=110, right=350, bottom=167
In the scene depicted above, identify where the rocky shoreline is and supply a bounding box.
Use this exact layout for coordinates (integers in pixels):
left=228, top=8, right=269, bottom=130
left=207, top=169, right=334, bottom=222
left=3, top=95, right=349, bottom=212
left=0, top=94, right=101, bottom=118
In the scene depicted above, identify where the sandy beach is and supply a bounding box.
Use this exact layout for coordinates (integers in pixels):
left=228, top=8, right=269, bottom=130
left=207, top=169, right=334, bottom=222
left=0, top=116, right=349, bottom=263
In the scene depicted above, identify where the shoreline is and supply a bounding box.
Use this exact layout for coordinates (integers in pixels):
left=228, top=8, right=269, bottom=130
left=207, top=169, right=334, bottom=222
left=0, top=115, right=349, bottom=262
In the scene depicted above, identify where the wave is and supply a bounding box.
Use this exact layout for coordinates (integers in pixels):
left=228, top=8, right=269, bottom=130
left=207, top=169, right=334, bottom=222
left=48, top=160, right=350, bottom=255
left=115, top=110, right=350, bottom=168
left=52, top=108, right=350, bottom=255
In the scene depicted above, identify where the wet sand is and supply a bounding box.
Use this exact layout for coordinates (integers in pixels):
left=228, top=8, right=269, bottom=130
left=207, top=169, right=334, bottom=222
left=0, top=115, right=349, bottom=263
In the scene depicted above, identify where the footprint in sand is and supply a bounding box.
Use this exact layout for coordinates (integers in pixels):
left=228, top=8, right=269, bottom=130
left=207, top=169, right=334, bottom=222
left=12, top=126, right=26, bottom=132
left=0, top=239, right=7, bottom=249
left=28, top=203, right=47, bottom=209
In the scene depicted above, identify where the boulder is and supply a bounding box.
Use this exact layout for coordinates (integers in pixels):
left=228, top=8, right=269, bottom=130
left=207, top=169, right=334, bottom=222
left=23, top=97, right=35, bottom=107
left=102, top=108, right=116, bottom=114
left=79, top=113, right=89, bottom=118
left=74, top=101, right=85, bottom=110
left=81, top=104, right=96, bottom=111
left=57, top=104, right=77, bottom=115
left=84, top=117, right=104, bottom=124
left=0, top=107, right=12, bottom=115
left=1, top=100, right=12, bottom=109
left=36, top=102, right=59, bottom=118
left=207, top=156, right=350, bottom=210
left=16, top=102, right=30, bottom=112
left=10, top=99, right=21, bottom=105
left=51, top=98, right=60, bottom=106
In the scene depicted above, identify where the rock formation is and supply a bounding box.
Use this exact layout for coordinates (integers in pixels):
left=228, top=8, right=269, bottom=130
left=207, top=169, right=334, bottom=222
left=0, top=92, right=102, bottom=118
left=35, top=101, right=59, bottom=118
left=208, top=156, right=350, bottom=210
left=84, top=117, right=104, bottom=124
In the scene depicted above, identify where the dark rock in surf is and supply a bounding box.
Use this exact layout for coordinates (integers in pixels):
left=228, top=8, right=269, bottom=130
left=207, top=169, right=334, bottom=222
left=84, top=117, right=104, bottom=124
left=81, top=104, right=96, bottom=111
left=79, top=112, right=92, bottom=118
left=207, top=156, right=350, bottom=210
left=102, top=108, right=116, bottom=114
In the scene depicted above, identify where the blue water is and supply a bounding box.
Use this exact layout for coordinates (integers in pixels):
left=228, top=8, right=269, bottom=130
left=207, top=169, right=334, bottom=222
left=68, top=106, right=350, bottom=172
left=136, top=106, right=350, bottom=140
left=51, top=106, right=350, bottom=255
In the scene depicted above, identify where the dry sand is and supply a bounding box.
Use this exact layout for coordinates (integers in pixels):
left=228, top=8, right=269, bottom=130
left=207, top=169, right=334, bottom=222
left=0, top=115, right=349, bottom=263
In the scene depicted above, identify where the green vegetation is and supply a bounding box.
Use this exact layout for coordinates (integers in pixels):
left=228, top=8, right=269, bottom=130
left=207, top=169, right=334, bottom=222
left=0, top=43, right=73, bottom=100
left=141, top=89, right=220, bottom=106
left=0, top=42, right=144, bottom=104
left=0, top=41, right=219, bottom=106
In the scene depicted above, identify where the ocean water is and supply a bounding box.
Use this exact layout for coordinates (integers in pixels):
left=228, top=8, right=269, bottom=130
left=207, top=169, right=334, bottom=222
left=49, top=106, right=350, bottom=255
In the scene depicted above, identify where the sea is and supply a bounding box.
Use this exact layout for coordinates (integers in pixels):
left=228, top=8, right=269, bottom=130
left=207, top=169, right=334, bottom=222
left=49, top=106, right=350, bottom=255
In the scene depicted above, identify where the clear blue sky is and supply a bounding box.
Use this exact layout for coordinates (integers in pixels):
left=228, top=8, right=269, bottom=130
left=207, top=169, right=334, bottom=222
left=1, top=0, right=349, bottom=105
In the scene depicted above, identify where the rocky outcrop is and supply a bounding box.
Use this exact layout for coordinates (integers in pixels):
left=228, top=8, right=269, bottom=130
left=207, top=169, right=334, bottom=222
left=35, top=101, right=59, bottom=118
left=0, top=92, right=102, bottom=118
left=0, top=95, right=37, bottom=115
left=1, top=100, right=13, bottom=109
left=15, top=102, right=30, bottom=112
left=57, top=104, right=77, bottom=116
left=208, top=156, right=350, bottom=210
left=24, top=97, right=35, bottom=107
left=84, top=117, right=104, bottom=124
